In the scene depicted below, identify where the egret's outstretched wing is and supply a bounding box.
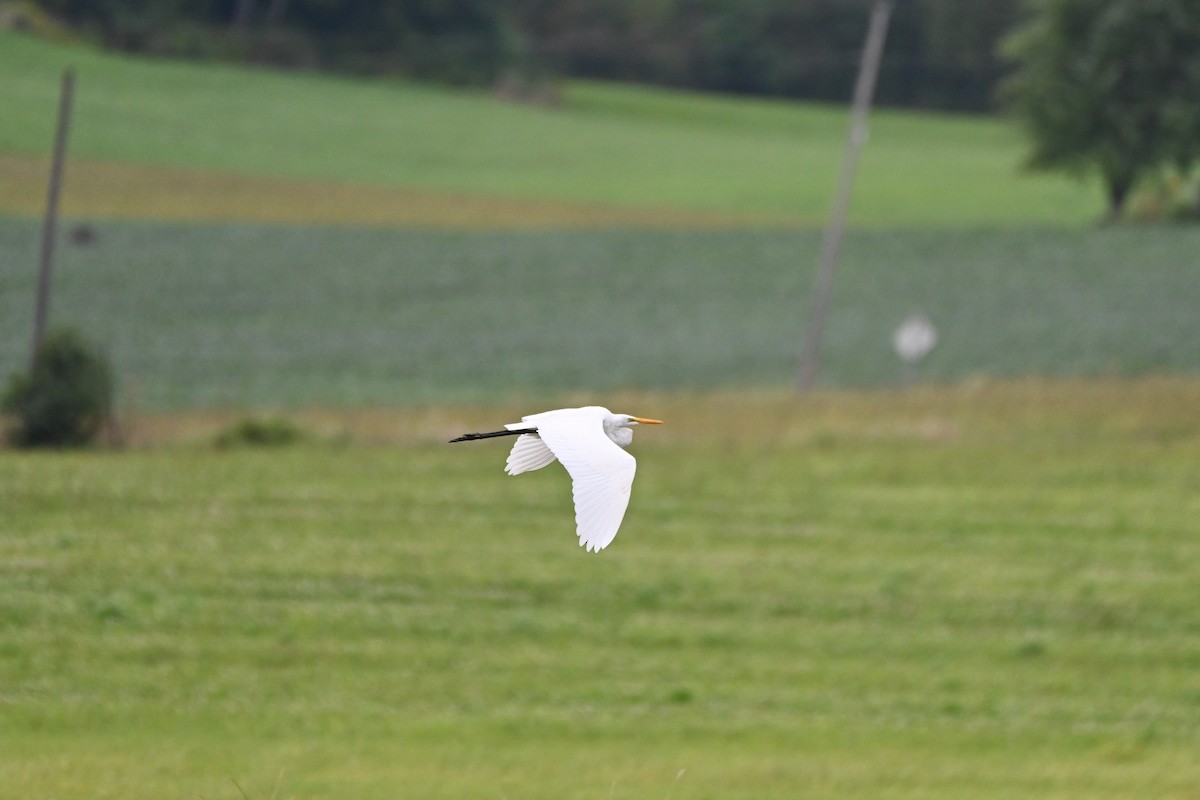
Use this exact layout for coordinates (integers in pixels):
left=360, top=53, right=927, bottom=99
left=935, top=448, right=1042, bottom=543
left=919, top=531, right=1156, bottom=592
left=505, top=433, right=557, bottom=475
left=532, top=408, right=636, bottom=552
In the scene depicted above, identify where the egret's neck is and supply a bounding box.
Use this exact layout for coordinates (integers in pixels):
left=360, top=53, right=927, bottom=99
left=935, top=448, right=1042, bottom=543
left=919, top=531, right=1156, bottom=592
left=604, top=421, right=634, bottom=448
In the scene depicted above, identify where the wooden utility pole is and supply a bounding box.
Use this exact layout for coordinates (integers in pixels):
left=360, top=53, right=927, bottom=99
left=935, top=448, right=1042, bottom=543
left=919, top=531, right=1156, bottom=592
left=32, top=67, right=75, bottom=366
left=795, top=0, right=893, bottom=392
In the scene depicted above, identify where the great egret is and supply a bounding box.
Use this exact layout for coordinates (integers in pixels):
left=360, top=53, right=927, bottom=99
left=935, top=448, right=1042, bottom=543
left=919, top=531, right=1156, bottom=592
left=450, top=406, right=664, bottom=552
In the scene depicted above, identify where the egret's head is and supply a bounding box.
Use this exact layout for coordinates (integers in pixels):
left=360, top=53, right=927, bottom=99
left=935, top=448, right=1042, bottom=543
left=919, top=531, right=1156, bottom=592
left=604, top=412, right=663, bottom=448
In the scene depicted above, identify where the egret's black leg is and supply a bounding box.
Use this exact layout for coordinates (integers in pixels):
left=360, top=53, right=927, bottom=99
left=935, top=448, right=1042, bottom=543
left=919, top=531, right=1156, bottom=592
left=448, top=427, right=537, bottom=443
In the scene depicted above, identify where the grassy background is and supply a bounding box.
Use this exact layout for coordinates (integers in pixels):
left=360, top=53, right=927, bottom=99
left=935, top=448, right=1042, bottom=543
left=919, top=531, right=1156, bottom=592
left=3, top=382, right=1200, bottom=799
left=2, top=218, right=1198, bottom=409
left=4, top=28, right=1199, bottom=800
left=1, top=30, right=1102, bottom=226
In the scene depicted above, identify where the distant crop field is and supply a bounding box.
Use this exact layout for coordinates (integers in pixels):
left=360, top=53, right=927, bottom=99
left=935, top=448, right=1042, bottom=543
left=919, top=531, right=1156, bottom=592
left=1, top=31, right=1102, bottom=226
left=2, top=218, right=1198, bottom=409
left=2, top=382, right=1199, bottom=799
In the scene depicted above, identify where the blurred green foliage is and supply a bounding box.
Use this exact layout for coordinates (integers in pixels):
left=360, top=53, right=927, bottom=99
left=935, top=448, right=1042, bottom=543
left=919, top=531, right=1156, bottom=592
left=214, top=416, right=304, bottom=448
left=2, top=327, right=113, bottom=447
left=1002, top=0, right=1200, bottom=218
left=28, top=0, right=1025, bottom=110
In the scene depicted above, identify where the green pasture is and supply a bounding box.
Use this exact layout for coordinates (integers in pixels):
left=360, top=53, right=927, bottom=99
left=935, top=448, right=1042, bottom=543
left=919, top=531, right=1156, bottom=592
left=3, top=27, right=1199, bottom=800
left=2, top=217, right=1199, bottom=409
left=1, top=30, right=1101, bottom=226
left=3, top=383, right=1199, bottom=798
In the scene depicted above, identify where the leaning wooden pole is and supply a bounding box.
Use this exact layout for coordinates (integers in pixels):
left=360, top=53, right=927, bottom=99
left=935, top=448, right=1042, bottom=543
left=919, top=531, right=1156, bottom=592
left=795, top=0, right=893, bottom=392
left=32, top=67, right=76, bottom=366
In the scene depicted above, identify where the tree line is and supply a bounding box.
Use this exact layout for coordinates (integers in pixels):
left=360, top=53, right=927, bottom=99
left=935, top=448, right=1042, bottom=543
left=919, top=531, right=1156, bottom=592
left=33, top=0, right=1025, bottom=111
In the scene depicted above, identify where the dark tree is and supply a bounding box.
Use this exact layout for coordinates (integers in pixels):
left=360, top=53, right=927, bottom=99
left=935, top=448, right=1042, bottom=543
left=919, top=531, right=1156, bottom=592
left=2, top=328, right=114, bottom=448
left=32, top=0, right=1027, bottom=108
left=1003, top=0, right=1200, bottom=218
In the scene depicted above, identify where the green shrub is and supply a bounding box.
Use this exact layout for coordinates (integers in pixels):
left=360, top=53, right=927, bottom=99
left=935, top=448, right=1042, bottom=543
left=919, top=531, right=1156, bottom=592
left=1128, top=172, right=1200, bottom=223
left=214, top=416, right=303, bottom=448
left=2, top=328, right=114, bottom=447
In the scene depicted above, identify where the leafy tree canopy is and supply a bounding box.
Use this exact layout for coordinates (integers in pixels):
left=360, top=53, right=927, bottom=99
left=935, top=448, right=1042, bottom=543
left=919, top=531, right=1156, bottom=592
left=1003, top=0, right=1200, bottom=218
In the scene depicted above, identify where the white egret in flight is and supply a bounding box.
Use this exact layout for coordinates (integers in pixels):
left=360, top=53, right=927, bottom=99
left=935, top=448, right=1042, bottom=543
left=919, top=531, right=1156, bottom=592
left=450, top=406, right=664, bottom=552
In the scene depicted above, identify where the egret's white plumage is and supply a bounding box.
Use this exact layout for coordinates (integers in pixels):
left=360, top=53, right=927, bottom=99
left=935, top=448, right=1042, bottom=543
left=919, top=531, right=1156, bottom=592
left=450, top=406, right=663, bottom=552
left=503, top=431, right=557, bottom=476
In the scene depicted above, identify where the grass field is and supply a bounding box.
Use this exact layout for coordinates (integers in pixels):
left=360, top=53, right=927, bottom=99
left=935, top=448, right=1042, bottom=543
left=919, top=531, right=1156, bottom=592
left=1, top=30, right=1103, bottom=226
left=4, top=25, right=1200, bottom=800
left=3, top=380, right=1200, bottom=799
left=3, top=218, right=1199, bottom=409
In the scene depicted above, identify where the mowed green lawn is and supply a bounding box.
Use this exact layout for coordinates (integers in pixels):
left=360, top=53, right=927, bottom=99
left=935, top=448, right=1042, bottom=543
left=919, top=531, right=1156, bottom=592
left=2, top=382, right=1199, bottom=799
left=2, top=30, right=1100, bottom=225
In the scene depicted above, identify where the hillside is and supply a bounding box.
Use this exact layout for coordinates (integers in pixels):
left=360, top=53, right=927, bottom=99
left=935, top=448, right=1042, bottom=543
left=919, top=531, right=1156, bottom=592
left=1, top=30, right=1102, bottom=227
left=5, top=31, right=1194, bottom=410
